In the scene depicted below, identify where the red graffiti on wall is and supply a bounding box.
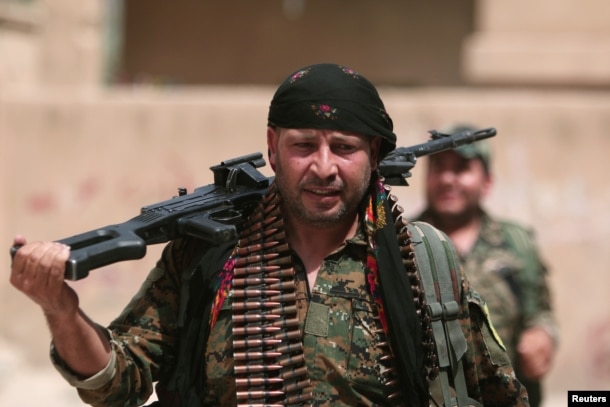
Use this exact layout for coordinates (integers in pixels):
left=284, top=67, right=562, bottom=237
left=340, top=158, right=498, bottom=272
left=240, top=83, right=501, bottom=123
left=26, top=190, right=57, bottom=214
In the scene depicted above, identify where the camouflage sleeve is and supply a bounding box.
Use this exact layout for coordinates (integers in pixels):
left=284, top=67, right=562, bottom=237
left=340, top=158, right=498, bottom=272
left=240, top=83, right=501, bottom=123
left=72, top=238, right=198, bottom=407
left=505, top=224, right=559, bottom=345
left=460, top=277, right=531, bottom=407
left=50, top=331, right=117, bottom=390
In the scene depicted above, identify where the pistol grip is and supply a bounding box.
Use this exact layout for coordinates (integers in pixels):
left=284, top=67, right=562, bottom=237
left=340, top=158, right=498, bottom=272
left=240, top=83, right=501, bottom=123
left=177, top=212, right=239, bottom=243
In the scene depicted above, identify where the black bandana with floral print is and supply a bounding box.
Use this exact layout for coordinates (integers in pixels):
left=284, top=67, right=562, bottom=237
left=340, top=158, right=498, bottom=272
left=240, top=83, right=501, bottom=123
left=267, top=63, right=397, bottom=159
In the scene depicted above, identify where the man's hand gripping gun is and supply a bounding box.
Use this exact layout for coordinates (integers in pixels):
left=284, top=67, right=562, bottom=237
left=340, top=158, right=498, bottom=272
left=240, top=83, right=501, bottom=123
left=10, top=127, right=496, bottom=281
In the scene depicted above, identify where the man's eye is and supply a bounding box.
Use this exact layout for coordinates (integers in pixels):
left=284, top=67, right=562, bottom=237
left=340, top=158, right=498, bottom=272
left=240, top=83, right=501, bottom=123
left=294, top=142, right=313, bottom=149
left=457, top=163, right=471, bottom=173
left=336, top=144, right=356, bottom=152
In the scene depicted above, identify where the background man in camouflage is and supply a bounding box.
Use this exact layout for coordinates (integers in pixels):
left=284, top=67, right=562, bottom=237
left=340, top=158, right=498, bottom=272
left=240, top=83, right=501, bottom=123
left=413, top=124, right=558, bottom=407
left=10, top=65, right=528, bottom=406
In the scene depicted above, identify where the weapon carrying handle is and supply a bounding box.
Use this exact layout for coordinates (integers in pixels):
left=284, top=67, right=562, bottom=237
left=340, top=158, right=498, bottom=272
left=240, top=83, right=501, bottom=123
left=10, top=228, right=147, bottom=281
left=59, top=228, right=147, bottom=280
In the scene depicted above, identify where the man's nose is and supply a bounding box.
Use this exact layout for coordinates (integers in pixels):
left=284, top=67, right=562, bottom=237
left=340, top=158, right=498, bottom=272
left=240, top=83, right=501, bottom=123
left=438, top=169, right=457, bottom=184
left=310, top=148, right=338, bottom=179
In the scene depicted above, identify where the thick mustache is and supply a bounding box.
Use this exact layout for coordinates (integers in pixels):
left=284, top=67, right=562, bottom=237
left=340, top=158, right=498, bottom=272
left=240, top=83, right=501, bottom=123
left=301, top=180, right=343, bottom=191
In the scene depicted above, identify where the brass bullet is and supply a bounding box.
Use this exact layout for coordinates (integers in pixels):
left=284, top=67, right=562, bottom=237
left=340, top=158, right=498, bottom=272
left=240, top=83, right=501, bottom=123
left=237, top=241, right=281, bottom=257
left=235, top=377, right=284, bottom=386
left=276, top=342, right=302, bottom=354
left=235, top=253, right=280, bottom=267
left=232, top=301, right=281, bottom=311
left=233, top=364, right=283, bottom=374
left=236, top=390, right=285, bottom=400
left=280, top=366, right=308, bottom=380
left=238, top=227, right=279, bottom=246
left=267, top=256, right=292, bottom=267
left=278, top=353, right=305, bottom=367
left=232, top=326, right=282, bottom=335
left=232, top=289, right=281, bottom=298
left=267, top=281, right=296, bottom=291
left=269, top=304, right=297, bottom=315
left=232, top=338, right=282, bottom=348
left=234, top=265, right=281, bottom=276
left=232, top=314, right=281, bottom=323
left=266, top=268, right=296, bottom=278
left=268, top=292, right=297, bottom=302
left=271, top=317, right=300, bottom=329
left=273, top=329, right=302, bottom=341
left=232, top=277, right=280, bottom=287
left=283, top=378, right=312, bottom=393
left=284, top=392, right=314, bottom=405
left=233, top=351, right=282, bottom=361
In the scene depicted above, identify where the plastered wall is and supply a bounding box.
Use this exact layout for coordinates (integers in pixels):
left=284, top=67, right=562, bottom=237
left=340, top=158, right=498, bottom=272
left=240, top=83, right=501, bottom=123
left=2, top=87, right=610, bottom=406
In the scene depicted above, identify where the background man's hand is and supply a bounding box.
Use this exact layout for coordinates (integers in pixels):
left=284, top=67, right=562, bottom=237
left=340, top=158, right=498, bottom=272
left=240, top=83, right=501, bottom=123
left=517, top=326, right=555, bottom=380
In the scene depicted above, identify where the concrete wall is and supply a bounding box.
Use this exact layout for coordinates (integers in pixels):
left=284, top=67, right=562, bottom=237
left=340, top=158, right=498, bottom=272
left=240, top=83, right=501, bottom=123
left=2, top=86, right=610, bottom=406
left=464, top=0, right=610, bottom=85
left=119, top=0, right=475, bottom=86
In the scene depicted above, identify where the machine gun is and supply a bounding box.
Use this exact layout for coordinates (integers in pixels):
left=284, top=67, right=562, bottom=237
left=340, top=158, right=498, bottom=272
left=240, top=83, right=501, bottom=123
left=11, top=127, right=496, bottom=280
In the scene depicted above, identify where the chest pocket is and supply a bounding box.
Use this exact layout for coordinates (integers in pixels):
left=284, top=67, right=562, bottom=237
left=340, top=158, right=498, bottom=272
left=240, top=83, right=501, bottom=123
left=348, top=297, right=384, bottom=378
left=305, top=287, right=386, bottom=390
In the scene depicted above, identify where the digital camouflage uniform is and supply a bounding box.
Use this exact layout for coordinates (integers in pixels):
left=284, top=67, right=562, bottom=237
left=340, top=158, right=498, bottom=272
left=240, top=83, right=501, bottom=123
left=51, top=215, right=529, bottom=407
left=416, top=209, right=557, bottom=407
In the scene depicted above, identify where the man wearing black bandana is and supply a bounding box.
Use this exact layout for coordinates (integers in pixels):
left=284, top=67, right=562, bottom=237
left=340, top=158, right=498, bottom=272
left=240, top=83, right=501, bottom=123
left=10, top=63, right=529, bottom=406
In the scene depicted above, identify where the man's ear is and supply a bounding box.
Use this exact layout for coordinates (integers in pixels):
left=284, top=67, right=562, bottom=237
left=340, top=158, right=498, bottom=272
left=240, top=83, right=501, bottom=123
left=481, top=171, right=494, bottom=199
left=267, top=126, right=278, bottom=172
left=370, top=136, right=382, bottom=170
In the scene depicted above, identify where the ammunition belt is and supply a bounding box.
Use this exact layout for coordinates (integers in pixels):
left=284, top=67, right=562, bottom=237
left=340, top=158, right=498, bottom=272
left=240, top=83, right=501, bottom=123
left=229, top=184, right=434, bottom=406
left=231, top=188, right=313, bottom=407
left=388, top=190, right=440, bottom=381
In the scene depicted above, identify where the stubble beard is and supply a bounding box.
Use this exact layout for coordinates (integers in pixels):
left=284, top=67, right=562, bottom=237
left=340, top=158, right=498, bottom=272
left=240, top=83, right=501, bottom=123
left=428, top=195, right=480, bottom=230
left=274, top=161, right=372, bottom=230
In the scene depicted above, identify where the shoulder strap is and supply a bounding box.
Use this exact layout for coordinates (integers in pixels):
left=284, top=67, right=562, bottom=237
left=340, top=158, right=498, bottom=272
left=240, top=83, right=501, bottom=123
left=408, top=221, right=482, bottom=407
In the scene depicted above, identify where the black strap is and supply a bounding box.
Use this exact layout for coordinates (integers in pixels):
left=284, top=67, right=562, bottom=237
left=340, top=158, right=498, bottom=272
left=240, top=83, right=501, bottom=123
left=376, top=198, right=428, bottom=407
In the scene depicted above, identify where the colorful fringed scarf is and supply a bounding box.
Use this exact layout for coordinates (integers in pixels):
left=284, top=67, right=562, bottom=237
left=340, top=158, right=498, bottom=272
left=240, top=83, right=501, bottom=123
left=209, top=249, right=236, bottom=328
left=364, top=178, right=390, bottom=335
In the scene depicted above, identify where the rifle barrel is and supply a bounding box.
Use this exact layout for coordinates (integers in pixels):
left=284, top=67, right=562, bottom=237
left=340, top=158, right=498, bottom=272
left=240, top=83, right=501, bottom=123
left=392, top=127, right=496, bottom=158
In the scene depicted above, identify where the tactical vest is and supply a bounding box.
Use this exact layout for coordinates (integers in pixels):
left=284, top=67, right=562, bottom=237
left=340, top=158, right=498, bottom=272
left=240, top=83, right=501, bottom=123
left=407, top=221, right=482, bottom=407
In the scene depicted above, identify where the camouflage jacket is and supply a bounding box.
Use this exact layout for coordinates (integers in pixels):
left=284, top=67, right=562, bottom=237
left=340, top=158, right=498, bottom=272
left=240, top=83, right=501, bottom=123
left=51, top=222, right=529, bottom=407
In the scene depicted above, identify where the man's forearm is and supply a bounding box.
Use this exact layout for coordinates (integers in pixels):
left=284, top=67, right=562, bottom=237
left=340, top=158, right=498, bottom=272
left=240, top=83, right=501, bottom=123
left=47, top=308, right=112, bottom=378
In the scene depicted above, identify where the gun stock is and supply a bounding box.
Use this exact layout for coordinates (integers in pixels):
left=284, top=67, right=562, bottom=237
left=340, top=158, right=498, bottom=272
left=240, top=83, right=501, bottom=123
left=10, top=128, right=496, bottom=280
